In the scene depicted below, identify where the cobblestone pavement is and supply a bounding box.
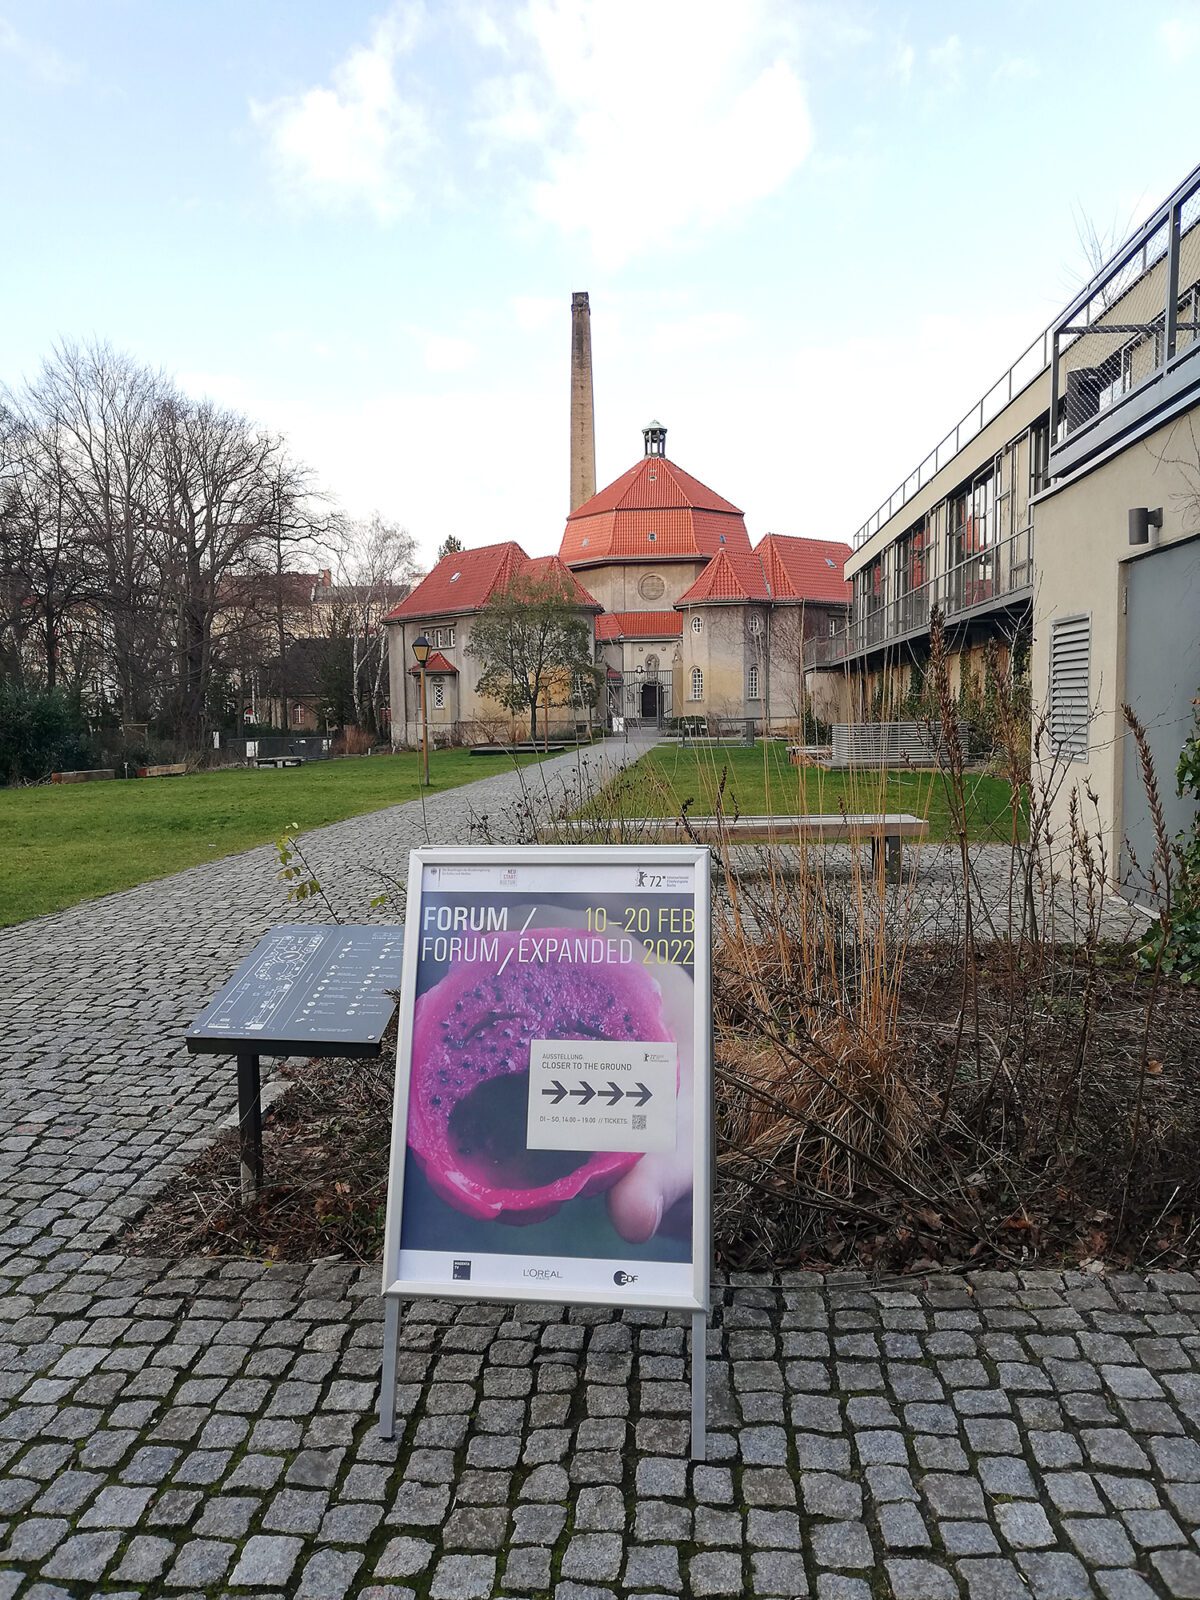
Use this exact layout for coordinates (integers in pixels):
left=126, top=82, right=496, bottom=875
left=2, top=737, right=1185, bottom=1599
left=7, top=1267, right=1200, bottom=1598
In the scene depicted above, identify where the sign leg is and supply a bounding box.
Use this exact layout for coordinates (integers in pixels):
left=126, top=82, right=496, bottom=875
left=379, top=1297, right=401, bottom=1439
left=236, top=1052, right=263, bottom=1204
left=691, top=1308, right=707, bottom=1462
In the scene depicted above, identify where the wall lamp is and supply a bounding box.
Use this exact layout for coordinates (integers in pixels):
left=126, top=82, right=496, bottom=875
left=1128, top=507, right=1163, bottom=546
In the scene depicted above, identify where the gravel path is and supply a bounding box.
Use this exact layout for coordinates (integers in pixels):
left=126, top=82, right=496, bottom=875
left=1, top=737, right=1192, bottom=1600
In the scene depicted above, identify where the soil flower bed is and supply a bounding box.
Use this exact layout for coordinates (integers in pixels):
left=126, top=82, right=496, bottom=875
left=122, top=945, right=1200, bottom=1274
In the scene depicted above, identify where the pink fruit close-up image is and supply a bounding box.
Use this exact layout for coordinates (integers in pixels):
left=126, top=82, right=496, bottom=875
left=407, top=930, right=675, bottom=1225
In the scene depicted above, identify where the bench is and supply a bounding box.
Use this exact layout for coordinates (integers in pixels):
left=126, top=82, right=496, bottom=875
left=50, top=769, right=115, bottom=784
left=787, top=745, right=832, bottom=767
left=255, top=756, right=304, bottom=769
left=137, top=763, right=188, bottom=778
left=643, top=813, right=929, bottom=881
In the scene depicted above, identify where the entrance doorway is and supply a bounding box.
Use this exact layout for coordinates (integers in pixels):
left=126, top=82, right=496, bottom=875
left=640, top=682, right=661, bottom=719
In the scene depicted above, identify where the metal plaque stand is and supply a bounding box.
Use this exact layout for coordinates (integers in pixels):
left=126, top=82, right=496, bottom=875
left=185, top=925, right=405, bottom=1206
left=235, top=1052, right=264, bottom=1202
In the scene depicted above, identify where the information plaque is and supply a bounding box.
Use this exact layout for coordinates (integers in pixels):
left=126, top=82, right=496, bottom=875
left=186, top=924, right=404, bottom=1200
left=379, top=846, right=712, bottom=1455
left=186, top=925, right=403, bottom=1057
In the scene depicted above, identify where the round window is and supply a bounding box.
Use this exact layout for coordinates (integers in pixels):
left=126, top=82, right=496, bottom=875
left=639, top=573, right=665, bottom=601
left=691, top=617, right=702, bottom=634
left=749, top=615, right=764, bottom=635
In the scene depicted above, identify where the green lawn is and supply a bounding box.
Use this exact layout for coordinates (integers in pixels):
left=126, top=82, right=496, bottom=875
left=1, top=750, right=552, bottom=927
left=589, top=742, right=1025, bottom=845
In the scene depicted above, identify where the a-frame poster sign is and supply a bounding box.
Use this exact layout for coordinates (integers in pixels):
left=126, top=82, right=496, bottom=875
left=379, top=845, right=712, bottom=1458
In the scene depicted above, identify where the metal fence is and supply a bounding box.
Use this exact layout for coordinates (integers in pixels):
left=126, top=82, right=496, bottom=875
left=221, top=735, right=333, bottom=762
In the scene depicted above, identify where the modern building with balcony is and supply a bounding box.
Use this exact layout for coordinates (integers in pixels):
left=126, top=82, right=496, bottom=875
left=806, top=161, right=1200, bottom=894
left=804, top=323, right=1051, bottom=705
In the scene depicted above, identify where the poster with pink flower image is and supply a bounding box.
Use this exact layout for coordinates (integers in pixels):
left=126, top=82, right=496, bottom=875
left=382, top=847, right=711, bottom=1312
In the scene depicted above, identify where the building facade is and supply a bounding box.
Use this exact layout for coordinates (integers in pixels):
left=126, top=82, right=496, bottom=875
left=806, top=161, right=1200, bottom=891
left=385, top=423, right=851, bottom=745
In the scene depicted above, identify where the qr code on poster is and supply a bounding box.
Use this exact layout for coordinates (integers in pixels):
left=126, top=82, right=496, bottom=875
left=631, top=1114, right=647, bottom=1132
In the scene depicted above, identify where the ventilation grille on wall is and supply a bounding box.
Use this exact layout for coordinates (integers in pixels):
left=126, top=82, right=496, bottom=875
left=1049, top=614, right=1090, bottom=760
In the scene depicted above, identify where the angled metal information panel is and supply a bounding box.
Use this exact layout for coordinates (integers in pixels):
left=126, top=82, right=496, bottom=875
left=379, top=845, right=713, bottom=1456
left=186, top=925, right=404, bottom=1057
left=185, top=924, right=405, bottom=1203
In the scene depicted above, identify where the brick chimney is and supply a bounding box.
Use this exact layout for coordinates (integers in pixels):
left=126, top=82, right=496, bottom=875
left=570, top=291, right=596, bottom=512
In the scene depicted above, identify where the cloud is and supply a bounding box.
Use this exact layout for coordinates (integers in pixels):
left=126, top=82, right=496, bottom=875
left=647, top=311, right=747, bottom=358
left=472, top=0, right=813, bottom=267
left=0, top=17, right=79, bottom=85
left=993, top=55, right=1040, bottom=83
left=511, top=294, right=561, bottom=333
left=927, top=34, right=964, bottom=92
left=890, top=42, right=916, bottom=85
left=251, top=4, right=430, bottom=219
left=1159, top=14, right=1200, bottom=59
left=417, top=332, right=478, bottom=374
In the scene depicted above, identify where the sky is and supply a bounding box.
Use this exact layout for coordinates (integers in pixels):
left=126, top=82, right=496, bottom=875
left=2, top=1, right=1198, bottom=569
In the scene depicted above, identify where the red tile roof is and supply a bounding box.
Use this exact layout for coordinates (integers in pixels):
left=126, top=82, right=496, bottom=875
left=595, top=611, right=683, bottom=641
left=385, top=542, right=599, bottom=621
left=561, top=455, right=751, bottom=566
left=409, top=651, right=457, bottom=674
left=675, top=535, right=852, bottom=608
left=524, top=555, right=602, bottom=609
left=676, top=548, right=771, bottom=605
left=759, top=535, right=851, bottom=606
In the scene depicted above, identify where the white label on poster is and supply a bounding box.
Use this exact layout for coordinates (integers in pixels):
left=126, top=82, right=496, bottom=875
left=526, top=1039, right=677, bottom=1155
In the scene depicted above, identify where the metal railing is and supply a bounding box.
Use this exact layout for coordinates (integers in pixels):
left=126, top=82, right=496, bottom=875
left=1052, top=162, right=1200, bottom=453
left=851, top=161, right=1200, bottom=551
left=804, top=530, right=1034, bottom=668
left=851, top=331, right=1053, bottom=550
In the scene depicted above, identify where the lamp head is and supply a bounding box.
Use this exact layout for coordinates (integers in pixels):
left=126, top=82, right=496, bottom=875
left=412, top=633, right=431, bottom=665
left=1128, top=507, right=1163, bottom=546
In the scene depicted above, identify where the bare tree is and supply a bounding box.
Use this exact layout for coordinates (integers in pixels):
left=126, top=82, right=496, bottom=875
left=334, top=512, right=417, bottom=732
left=23, top=341, right=168, bottom=718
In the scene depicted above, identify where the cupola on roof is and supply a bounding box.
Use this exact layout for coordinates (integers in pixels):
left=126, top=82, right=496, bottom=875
left=560, top=424, right=751, bottom=568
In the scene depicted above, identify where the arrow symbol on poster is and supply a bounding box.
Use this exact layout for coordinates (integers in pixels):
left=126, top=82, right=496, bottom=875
left=541, top=1080, right=568, bottom=1105
left=570, top=1081, right=595, bottom=1105
left=599, top=1082, right=623, bottom=1105
left=630, top=1082, right=652, bottom=1106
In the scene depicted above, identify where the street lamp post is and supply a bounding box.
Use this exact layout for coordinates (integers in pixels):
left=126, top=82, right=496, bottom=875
left=411, top=634, right=431, bottom=787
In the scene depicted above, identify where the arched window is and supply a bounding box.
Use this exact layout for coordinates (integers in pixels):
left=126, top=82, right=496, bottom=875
left=432, top=680, right=445, bottom=710
left=690, top=667, right=703, bottom=701
left=691, top=616, right=702, bottom=634
left=748, top=665, right=760, bottom=700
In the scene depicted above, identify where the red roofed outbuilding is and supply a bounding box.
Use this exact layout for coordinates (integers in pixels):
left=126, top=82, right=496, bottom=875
left=385, top=541, right=601, bottom=746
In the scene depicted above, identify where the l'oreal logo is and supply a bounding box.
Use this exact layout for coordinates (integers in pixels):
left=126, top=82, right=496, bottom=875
left=523, top=1267, right=562, bottom=1280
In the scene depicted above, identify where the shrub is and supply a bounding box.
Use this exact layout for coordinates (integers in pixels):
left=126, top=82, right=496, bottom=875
left=332, top=726, right=374, bottom=755
left=0, top=684, right=96, bottom=784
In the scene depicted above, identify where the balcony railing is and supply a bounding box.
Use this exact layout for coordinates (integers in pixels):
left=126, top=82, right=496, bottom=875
left=850, top=330, right=1053, bottom=551
left=851, top=162, right=1200, bottom=551
left=1051, top=161, right=1200, bottom=477
left=804, top=531, right=1034, bottom=669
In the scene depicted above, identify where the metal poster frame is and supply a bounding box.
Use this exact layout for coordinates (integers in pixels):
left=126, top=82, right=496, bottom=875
left=379, top=844, right=712, bottom=1457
